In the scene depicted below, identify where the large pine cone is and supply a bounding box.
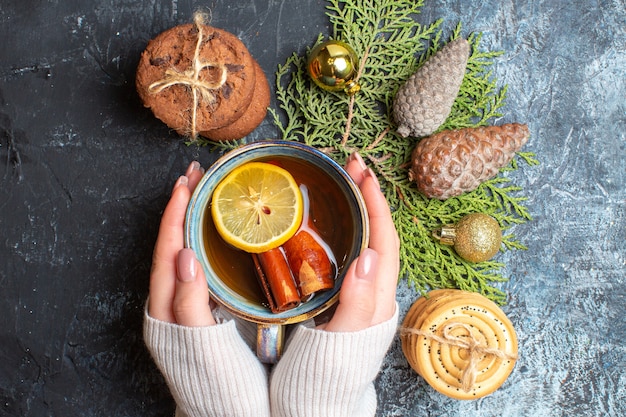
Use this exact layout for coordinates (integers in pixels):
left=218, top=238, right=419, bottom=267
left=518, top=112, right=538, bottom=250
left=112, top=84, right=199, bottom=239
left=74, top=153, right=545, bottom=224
left=393, top=38, right=470, bottom=138
left=409, top=123, right=530, bottom=200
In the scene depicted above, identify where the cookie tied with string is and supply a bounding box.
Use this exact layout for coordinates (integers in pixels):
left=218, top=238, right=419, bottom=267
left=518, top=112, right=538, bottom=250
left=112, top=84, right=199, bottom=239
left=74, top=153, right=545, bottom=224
left=401, top=289, right=518, bottom=400
left=136, top=13, right=269, bottom=141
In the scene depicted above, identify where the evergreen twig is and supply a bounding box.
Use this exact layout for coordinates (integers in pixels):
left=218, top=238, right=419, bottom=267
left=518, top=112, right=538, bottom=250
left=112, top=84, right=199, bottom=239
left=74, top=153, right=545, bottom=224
left=197, top=0, right=539, bottom=304
left=270, top=0, right=539, bottom=304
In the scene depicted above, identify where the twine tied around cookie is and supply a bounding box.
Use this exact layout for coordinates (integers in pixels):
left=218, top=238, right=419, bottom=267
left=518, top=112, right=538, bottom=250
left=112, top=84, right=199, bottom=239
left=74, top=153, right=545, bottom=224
left=148, top=13, right=227, bottom=139
left=400, top=322, right=518, bottom=392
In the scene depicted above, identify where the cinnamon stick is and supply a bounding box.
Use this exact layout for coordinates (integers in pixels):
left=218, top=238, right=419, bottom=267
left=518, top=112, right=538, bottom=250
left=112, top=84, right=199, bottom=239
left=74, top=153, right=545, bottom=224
left=252, top=248, right=300, bottom=313
left=283, top=230, right=335, bottom=301
left=251, top=185, right=336, bottom=312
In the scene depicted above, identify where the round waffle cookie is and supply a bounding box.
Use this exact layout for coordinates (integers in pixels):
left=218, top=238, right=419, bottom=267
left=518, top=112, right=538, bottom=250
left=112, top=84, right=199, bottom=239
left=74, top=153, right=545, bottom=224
left=401, top=290, right=518, bottom=400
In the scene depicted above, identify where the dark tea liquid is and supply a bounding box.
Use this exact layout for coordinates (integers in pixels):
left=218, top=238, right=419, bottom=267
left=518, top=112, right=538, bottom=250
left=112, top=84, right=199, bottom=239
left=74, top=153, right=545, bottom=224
left=203, top=156, right=356, bottom=306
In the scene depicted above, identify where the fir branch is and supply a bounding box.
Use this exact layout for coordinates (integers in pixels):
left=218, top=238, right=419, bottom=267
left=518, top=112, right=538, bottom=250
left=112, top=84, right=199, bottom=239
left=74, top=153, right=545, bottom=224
left=185, top=2, right=536, bottom=304
left=266, top=0, right=539, bottom=303
left=190, top=136, right=245, bottom=151
left=516, top=151, right=540, bottom=166
left=502, top=233, right=528, bottom=251
left=482, top=180, right=532, bottom=220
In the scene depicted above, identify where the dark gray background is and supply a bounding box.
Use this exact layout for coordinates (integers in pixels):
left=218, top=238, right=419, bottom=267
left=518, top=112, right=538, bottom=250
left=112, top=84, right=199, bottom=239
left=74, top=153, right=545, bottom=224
left=1, top=1, right=624, bottom=416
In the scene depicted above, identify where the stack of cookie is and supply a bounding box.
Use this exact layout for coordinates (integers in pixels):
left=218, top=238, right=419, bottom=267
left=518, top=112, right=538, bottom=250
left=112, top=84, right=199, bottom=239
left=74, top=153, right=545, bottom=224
left=401, top=289, right=518, bottom=400
left=136, top=14, right=269, bottom=141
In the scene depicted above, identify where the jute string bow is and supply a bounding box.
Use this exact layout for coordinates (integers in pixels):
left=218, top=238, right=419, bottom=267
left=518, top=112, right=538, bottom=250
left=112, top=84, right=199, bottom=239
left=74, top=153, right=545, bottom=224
left=401, top=322, right=518, bottom=392
left=148, top=13, right=227, bottom=139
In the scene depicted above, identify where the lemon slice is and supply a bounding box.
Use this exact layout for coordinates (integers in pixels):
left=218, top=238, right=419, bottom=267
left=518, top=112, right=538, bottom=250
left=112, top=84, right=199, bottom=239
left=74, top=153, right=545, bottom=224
left=211, top=162, right=304, bottom=253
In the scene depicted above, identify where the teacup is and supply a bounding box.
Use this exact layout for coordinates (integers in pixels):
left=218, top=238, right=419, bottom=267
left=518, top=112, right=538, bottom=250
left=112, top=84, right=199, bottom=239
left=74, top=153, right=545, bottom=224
left=184, top=140, right=369, bottom=363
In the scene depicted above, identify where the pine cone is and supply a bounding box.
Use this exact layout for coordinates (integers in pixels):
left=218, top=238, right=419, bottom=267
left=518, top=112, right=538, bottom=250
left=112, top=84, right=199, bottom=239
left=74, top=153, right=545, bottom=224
left=393, top=38, right=470, bottom=138
left=409, top=123, right=530, bottom=200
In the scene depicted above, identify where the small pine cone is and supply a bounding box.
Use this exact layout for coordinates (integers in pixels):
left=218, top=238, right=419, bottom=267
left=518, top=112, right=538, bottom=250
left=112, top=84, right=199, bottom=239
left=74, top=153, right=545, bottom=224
left=393, top=38, right=470, bottom=138
left=409, top=123, right=530, bottom=200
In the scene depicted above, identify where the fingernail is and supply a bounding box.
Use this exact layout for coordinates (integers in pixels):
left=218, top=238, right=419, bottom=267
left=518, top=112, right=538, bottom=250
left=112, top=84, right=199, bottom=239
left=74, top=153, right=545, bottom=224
left=355, top=248, right=378, bottom=280
left=177, top=248, right=197, bottom=282
left=364, top=167, right=380, bottom=189
left=185, top=161, right=201, bottom=177
left=173, top=175, right=188, bottom=190
left=348, top=152, right=367, bottom=170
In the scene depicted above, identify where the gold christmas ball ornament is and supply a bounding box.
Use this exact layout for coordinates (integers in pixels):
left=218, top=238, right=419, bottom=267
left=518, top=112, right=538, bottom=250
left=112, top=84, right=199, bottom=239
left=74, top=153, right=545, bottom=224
left=433, top=213, right=502, bottom=263
left=307, top=40, right=361, bottom=95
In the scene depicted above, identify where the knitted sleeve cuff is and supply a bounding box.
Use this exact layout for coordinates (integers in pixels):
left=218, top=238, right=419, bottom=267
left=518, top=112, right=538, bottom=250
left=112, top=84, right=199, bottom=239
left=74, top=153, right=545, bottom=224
left=143, top=308, right=270, bottom=417
left=269, top=304, right=399, bottom=417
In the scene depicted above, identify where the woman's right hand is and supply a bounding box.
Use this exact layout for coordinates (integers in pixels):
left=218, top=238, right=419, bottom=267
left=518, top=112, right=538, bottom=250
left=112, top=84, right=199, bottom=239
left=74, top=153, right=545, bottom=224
left=148, top=161, right=215, bottom=327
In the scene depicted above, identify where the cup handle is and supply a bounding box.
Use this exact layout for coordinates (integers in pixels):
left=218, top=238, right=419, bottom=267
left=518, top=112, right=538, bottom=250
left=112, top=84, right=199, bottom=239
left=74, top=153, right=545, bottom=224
left=257, top=324, right=284, bottom=364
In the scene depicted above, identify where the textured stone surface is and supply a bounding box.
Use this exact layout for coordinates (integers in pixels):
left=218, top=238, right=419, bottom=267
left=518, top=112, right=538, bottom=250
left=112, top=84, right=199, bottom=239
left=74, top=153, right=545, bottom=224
left=0, top=1, right=624, bottom=416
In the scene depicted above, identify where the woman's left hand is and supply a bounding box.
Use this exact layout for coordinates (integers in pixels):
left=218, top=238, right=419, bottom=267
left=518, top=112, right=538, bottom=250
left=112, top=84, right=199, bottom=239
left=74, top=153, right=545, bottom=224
left=321, top=152, right=400, bottom=332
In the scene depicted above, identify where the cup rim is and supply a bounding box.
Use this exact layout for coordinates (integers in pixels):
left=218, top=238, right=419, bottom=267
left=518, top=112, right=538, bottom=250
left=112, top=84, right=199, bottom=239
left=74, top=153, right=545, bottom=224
left=184, top=140, right=369, bottom=325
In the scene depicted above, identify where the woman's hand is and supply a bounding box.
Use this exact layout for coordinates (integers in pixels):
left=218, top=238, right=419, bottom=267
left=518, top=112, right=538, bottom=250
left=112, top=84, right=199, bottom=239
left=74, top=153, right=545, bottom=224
left=148, top=161, right=216, bottom=327
left=321, top=152, right=400, bottom=332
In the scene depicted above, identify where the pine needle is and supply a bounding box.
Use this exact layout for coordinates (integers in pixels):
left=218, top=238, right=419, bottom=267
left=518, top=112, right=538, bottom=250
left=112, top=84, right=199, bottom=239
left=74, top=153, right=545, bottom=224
left=198, top=0, right=539, bottom=304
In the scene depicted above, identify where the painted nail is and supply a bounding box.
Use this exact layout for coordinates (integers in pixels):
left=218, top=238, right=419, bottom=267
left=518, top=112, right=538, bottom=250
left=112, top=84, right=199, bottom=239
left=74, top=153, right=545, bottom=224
left=364, top=167, right=380, bottom=189
left=174, top=175, right=188, bottom=190
left=185, top=161, right=201, bottom=177
left=355, top=248, right=378, bottom=280
left=177, top=248, right=197, bottom=282
left=348, top=152, right=367, bottom=170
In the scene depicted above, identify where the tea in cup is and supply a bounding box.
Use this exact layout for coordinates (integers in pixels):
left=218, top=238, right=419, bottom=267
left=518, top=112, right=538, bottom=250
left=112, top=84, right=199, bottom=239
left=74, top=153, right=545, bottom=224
left=185, top=140, right=369, bottom=362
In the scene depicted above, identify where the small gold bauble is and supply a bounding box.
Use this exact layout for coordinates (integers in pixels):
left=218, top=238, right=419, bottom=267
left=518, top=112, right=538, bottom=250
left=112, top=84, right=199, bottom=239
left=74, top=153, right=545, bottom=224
left=433, top=213, right=502, bottom=263
left=307, top=40, right=361, bottom=95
